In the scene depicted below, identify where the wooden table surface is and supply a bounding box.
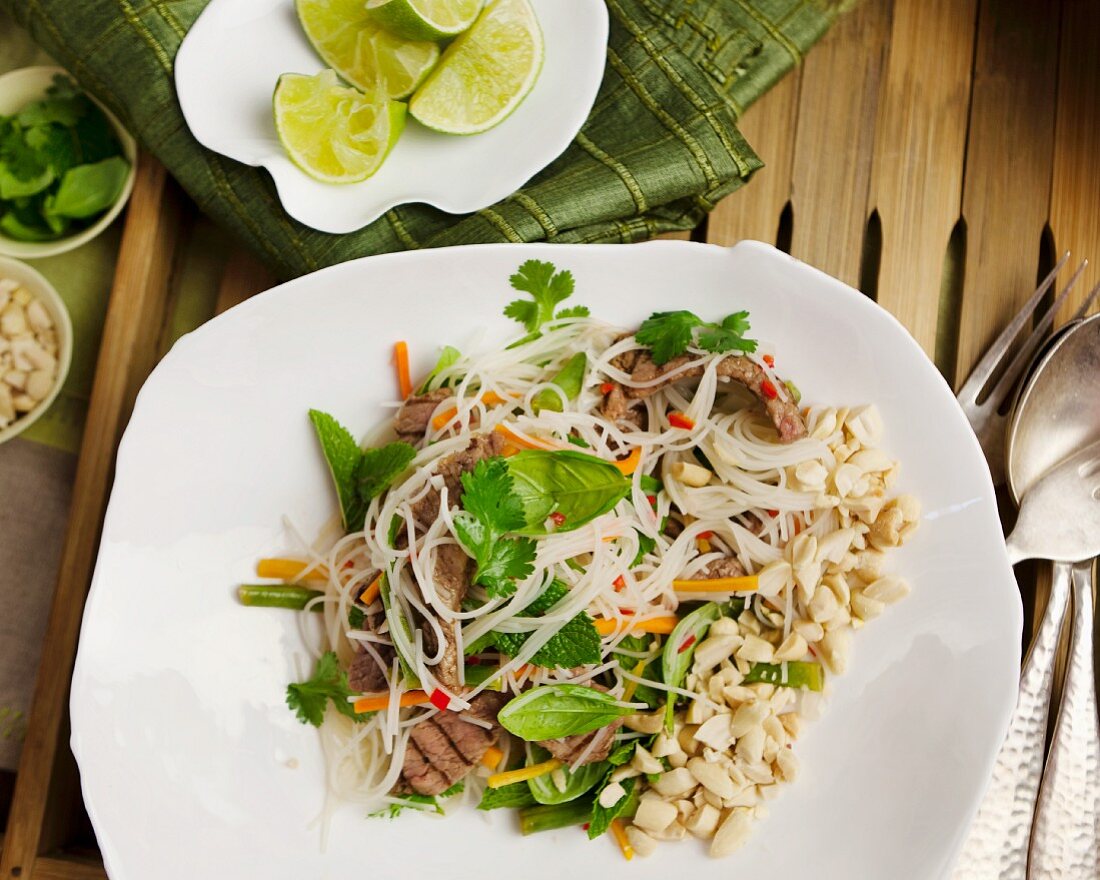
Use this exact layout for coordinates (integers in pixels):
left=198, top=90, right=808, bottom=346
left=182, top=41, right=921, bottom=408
left=2, top=1, right=1098, bottom=876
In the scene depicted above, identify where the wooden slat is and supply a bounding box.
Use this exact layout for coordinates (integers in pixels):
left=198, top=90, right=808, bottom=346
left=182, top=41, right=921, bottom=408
left=1049, top=0, right=1100, bottom=315
left=787, top=0, right=894, bottom=286
left=706, top=69, right=802, bottom=247
left=215, top=249, right=276, bottom=315
left=952, top=0, right=1060, bottom=386
left=869, top=0, right=976, bottom=353
left=0, top=156, right=183, bottom=879
left=32, top=856, right=108, bottom=880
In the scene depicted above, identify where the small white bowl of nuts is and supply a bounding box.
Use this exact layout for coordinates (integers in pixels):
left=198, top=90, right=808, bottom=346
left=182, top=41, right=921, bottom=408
left=0, top=256, right=72, bottom=443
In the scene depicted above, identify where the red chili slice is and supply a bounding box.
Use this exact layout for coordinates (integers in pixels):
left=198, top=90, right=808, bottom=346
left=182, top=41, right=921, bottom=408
left=763, top=354, right=775, bottom=367
left=668, top=411, right=695, bottom=430
left=613, top=575, right=626, bottom=592
left=600, top=382, right=615, bottom=395
left=677, top=634, right=696, bottom=654
left=429, top=689, right=450, bottom=711
left=549, top=512, right=567, bottom=527
left=760, top=379, right=778, bottom=400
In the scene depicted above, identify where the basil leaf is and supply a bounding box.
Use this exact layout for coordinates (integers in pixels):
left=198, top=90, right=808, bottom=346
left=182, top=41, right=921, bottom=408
left=532, top=352, right=587, bottom=413
left=417, top=345, right=461, bottom=394
left=44, top=156, right=129, bottom=219
left=478, top=781, right=537, bottom=810
left=498, top=683, right=635, bottom=741
left=588, top=775, right=638, bottom=839
left=505, top=449, right=630, bottom=535
left=379, top=576, right=416, bottom=683
left=743, top=660, right=824, bottom=691
left=661, top=602, right=722, bottom=731
left=526, top=744, right=607, bottom=805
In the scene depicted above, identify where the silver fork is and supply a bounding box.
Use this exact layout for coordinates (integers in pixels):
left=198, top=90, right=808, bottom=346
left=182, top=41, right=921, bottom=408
left=956, top=252, right=1090, bottom=488
left=952, top=254, right=1098, bottom=880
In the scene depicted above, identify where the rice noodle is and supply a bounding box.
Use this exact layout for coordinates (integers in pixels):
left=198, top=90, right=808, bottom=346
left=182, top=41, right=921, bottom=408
left=277, top=314, right=896, bottom=817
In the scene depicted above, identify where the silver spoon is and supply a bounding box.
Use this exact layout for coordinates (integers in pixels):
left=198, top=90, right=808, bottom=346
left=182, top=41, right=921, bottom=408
left=1006, top=313, right=1100, bottom=877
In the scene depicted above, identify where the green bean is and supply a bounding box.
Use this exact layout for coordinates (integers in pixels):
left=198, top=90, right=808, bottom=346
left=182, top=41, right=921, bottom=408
left=238, top=584, right=323, bottom=610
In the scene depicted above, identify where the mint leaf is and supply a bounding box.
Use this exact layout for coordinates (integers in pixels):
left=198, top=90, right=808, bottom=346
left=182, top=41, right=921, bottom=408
left=504, top=260, right=580, bottom=333
left=286, top=651, right=365, bottom=727
left=478, top=781, right=537, bottom=810
left=357, top=441, right=416, bottom=501
left=493, top=580, right=601, bottom=668
left=309, top=409, right=366, bottom=530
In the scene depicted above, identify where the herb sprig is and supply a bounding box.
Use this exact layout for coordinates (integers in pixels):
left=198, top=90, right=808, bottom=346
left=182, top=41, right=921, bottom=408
left=635, top=310, right=757, bottom=365
left=452, top=458, right=537, bottom=598
left=504, top=260, right=589, bottom=333
left=285, top=651, right=368, bottom=727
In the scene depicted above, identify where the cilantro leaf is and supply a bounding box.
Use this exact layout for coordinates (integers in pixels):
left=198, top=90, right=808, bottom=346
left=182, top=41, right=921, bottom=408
left=635, top=311, right=701, bottom=365
left=285, top=651, right=366, bottom=727
left=452, top=458, right=536, bottom=597
left=504, top=260, right=583, bottom=333
left=475, top=535, right=537, bottom=598
left=348, top=606, right=366, bottom=629
left=358, top=441, right=416, bottom=501
left=635, top=310, right=758, bottom=365
left=492, top=580, right=601, bottom=668
left=588, top=776, right=638, bottom=839
left=554, top=305, right=590, bottom=320
left=478, top=781, right=537, bottom=810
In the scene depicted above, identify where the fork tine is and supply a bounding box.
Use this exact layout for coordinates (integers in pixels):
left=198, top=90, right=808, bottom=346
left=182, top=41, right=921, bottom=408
left=956, top=251, right=1069, bottom=404
left=1067, top=278, right=1100, bottom=324
left=985, top=259, right=1088, bottom=408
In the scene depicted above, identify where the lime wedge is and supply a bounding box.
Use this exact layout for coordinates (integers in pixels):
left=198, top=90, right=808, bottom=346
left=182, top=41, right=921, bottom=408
left=296, top=0, right=440, bottom=100
left=273, top=70, right=406, bottom=184
left=365, top=0, right=481, bottom=41
left=409, top=0, right=542, bottom=135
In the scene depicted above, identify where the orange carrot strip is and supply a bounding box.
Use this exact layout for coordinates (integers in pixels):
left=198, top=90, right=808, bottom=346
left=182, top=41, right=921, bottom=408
left=358, top=575, right=383, bottom=606
left=256, top=558, right=327, bottom=582
left=672, top=575, right=759, bottom=593
left=430, top=391, right=513, bottom=431
left=612, top=446, right=642, bottom=475
left=352, top=690, right=429, bottom=714
left=487, top=758, right=562, bottom=788
left=480, top=746, right=504, bottom=771
left=594, top=616, right=678, bottom=637
left=492, top=423, right=561, bottom=451
left=610, top=819, right=634, bottom=861
left=394, top=341, right=412, bottom=399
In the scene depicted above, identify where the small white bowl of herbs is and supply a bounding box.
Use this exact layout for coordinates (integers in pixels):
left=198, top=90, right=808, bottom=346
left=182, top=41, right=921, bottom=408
left=0, top=66, right=136, bottom=259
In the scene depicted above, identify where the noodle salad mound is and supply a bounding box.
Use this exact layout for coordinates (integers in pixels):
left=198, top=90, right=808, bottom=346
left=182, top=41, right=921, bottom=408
left=239, top=260, right=919, bottom=859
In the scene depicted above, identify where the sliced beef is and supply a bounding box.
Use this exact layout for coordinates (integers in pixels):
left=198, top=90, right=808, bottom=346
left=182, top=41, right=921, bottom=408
left=599, top=383, right=645, bottom=430
left=400, top=692, right=508, bottom=796
left=410, top=432, right=506, bottom=527
left=421, top=543, right=472, bottom=690
left=691, top=556, right=747, bottom=579
left=618, top=350, right=807, bottom=443
left=347, top=596, right=396, bottom=695
left=539, top=718, right=623, bottom=766
left=395, top=388, right=451, bottom=441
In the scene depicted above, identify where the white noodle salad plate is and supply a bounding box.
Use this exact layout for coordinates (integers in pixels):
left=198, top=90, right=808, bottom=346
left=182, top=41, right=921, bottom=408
left=175, top=0, right=608, bottom=234
left=71, top=241, right=1020, bottom=879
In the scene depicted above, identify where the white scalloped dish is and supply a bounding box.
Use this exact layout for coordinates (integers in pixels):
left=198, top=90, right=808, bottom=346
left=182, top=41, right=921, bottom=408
left=175, top=0, right=608, bottom=233
left=71, top=241, right=1020, bottom=879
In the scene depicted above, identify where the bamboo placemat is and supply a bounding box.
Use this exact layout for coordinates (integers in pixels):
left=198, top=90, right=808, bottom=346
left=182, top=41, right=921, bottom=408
left=2, top=1, right=1099, bottom=876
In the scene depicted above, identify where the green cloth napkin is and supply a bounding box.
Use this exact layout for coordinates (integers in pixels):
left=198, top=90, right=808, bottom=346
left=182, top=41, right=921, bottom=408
left=3, top=0, right=839, bottom=281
